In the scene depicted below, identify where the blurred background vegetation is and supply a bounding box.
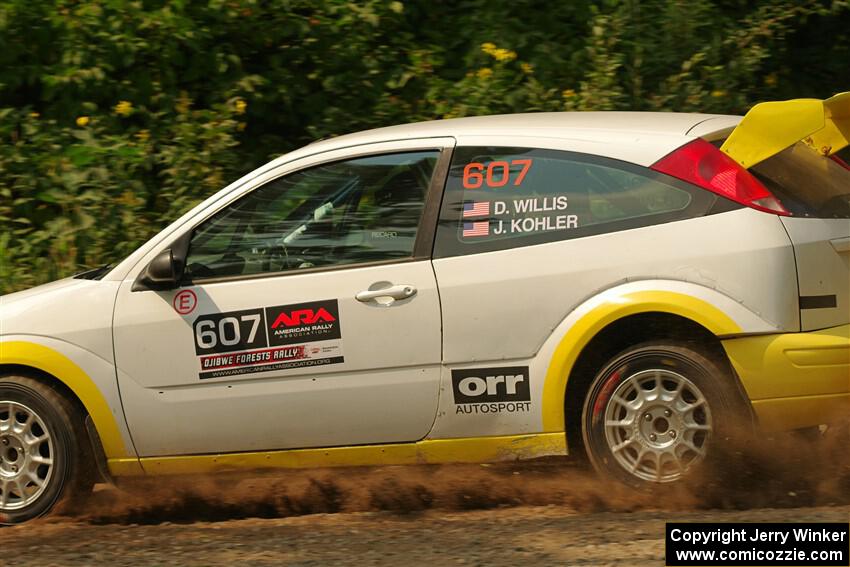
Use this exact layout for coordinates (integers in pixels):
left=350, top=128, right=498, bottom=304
left=1, top=0, right=848, bottom=293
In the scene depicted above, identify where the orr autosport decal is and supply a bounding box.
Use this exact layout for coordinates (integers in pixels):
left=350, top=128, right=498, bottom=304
left=451, top=366, right=531, bottom=414
left=193, top=299, right=344, bottom=379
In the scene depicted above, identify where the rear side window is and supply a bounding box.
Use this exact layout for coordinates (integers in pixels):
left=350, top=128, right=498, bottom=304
left=751, top=143, right=850, bottom=218
left=434, top=147, right=718, bottom=257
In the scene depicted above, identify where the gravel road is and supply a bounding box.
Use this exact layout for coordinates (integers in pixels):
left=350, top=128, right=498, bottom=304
left=3, top=504, right=849, bottom=566
left=1, top=428, right=848, bottom=566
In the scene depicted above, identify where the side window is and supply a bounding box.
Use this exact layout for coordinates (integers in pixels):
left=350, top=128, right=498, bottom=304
left=434, top=147, right=715, bottom=257
left=186, top=151, right=439, bottom=280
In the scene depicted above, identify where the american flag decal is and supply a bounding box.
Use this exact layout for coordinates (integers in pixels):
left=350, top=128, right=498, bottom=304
left=462, top=221, right=490, bottom=238
left=462, top=201, right=490, bottom=218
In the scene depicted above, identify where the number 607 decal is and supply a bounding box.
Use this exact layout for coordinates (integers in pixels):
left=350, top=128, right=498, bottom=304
left=193, top=308, right=268, bottom=355
left=463, top=159, right=532, bottom=189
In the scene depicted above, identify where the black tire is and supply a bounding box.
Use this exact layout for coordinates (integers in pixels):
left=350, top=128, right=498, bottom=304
left=581, top=342, right=746, bottom=487
left=0, top=375, right=93, bottom=524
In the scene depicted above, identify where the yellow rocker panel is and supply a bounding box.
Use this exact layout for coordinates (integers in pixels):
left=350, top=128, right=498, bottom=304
left=134, top=433, right=567, bottom=476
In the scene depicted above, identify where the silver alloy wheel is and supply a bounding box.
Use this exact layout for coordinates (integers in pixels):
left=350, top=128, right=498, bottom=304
left=0, top=401, right=55, bottom=510
left=603, top=368, right=712, bottom=483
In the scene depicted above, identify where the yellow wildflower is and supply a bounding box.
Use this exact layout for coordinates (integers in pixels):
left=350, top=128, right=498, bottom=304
left=562, top=89, right=577, bottom=99
left=235, top=99, right=247, bottom=114
left=135, top=129, right=150, bottom=142
left=476, top=67, right=493, bottom=80
left=176, top=92, right=192, bottom=114
left=492, top=48, right=516, bottom=62
left=711, top=90, right=726, bottom=98
left=114, top=100, right=133, bottom=116
left=29, top=112, right=40, bottom=119
left=118, top=190, right=142, bottom=207
left=389, top=1, right=404, bottom=14
left=481, top=42, right=496, bottom=55
left=520, top=62, right=533, bottom=74
left=75, top=116, right=90, bottom=127
left=205, top=171, right=223, bottom=189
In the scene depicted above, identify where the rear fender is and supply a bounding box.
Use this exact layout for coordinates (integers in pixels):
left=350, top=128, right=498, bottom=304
left=535, top=280, right=779, bottom=433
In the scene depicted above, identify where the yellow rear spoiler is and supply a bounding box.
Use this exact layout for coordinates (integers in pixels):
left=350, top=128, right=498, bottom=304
left=720, top=91, right=850, bottom=168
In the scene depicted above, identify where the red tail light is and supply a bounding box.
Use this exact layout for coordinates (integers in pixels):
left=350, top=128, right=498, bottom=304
left=831, top=154, right=850, bottom=171
left=651, top=138, right=790, bottom=216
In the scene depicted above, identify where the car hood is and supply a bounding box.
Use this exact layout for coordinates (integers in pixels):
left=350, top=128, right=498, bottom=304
left=1, top=277, right=120, bottom=363
left=1, top=277, right=88, bottom=309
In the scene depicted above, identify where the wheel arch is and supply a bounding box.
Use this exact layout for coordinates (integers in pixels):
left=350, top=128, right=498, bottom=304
left=0, top=363, right=89, bottom=416
left=561, top=312, right=755, bottom=458
left=539, top=284, right=766, bottom=442
left=0, top=341, right=133, bottom=466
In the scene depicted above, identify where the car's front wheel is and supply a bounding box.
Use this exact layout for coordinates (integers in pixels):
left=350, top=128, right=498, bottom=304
left=581, top=342, right=743, bottom=486
left=0, top=375, right=91, bottom=524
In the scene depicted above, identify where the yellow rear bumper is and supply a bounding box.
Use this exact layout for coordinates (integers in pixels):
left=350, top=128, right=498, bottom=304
left=722, top=324, right=850, bottom=431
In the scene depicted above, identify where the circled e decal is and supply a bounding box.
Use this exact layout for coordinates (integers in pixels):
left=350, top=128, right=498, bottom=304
left=173, top=289, right=198, bottom=315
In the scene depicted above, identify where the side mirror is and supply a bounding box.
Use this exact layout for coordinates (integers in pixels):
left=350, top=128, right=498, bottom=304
left=132, top=248, right=182, bottom=291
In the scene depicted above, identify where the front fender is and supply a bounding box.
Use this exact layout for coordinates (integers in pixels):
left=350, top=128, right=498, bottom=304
left=0, top=336, right=142, bottom=475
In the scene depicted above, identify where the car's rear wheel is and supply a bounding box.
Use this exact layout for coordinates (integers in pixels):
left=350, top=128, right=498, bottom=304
left=581, top=342, right=742, bottom=486
left=0, top=375, right=92, bottom=524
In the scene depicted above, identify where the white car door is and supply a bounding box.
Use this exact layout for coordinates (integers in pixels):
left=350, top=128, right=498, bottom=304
left=112, top=140, right=453, bottom=457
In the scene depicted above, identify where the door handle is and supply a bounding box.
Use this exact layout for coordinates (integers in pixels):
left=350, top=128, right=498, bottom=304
left=355, top=284, right=417, bottom=303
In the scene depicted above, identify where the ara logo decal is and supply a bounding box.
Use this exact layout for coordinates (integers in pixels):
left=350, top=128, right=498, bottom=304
left=265, top=299, right=342, bottom=346
left=271, top=307, right=336, bottom=329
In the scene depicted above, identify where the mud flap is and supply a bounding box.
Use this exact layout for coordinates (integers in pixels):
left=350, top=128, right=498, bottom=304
left=85, top=415, right=114, bottom=485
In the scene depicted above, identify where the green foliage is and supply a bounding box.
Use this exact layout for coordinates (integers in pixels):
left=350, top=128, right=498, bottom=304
left=1, top=0, right=848, bottom=293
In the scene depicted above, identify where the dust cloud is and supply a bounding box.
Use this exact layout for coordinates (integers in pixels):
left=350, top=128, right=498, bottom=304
left=56, top=422, right=848, bottom=525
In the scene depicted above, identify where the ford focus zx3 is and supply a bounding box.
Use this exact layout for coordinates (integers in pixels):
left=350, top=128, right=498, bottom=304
left=2, top=94, right=849, bottom=523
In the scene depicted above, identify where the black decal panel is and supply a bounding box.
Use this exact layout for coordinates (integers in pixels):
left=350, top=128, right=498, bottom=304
left=193, top=308, right=267, bottom=355
left=265, top=299, right=342, bottom=346
left=191, top=299, right=344, bottom=379
left=451, top=366, right=531, bottom=404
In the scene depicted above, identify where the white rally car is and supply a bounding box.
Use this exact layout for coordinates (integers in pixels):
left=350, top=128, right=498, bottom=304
left=1, top=94, right=849, bottom=523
